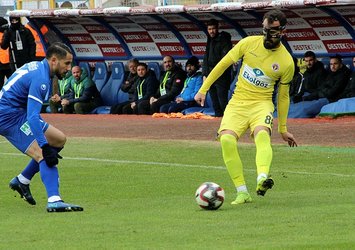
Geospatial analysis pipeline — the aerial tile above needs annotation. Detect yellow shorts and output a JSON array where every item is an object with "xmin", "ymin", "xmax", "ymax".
[{"xmin": 218, "ymin": 100, "xmax": 274, "ymax": 138}]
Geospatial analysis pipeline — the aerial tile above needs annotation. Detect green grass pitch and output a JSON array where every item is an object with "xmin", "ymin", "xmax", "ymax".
[{"xmin": 0, "ymin": 137, "xmax": 354, "ymax": 249}]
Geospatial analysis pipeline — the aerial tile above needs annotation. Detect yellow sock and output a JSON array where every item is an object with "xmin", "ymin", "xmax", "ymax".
[
  {"xmin": 254, "ymin": 130, "xmax": 273, "ymax": 176},
  {"xmin": 220, "ymin": 134, "xmax": 245, "ymax": 187}
]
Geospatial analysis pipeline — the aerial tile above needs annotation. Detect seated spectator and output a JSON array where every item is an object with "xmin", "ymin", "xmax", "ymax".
[
  {"xmin": 121, "ymin": 62, "xmax": 159, "ymax": 114},
  {"xmin": 138, "ymin": 55, "xmax": 186, "ymax": 114},
  {"xmin": 61, "ymin": 66, "xmax": 102, "ymax": 114},
  {"xmin": 289, "ymin": 57, "xmax": 304, "ymax": 103},
  {"xmin": 49, "ymin": 71, "xmax": 73, "ymax": 113},
  {"xmin": 294, "ymin": 51, "xmax": 327, "ymax": 103},
  {"xmin": 340, "ymin": 56, "xmax": 355, "ymax": 99},
  {"xmin": 159, "ymin": 56, "xmax": 203, "ymax": 113},
  {"xmin": 110, "ymin": 58, "xmax": 139, "ymax": 114},
  {"xmin": 320, "ymin": 55, "xmax": 351, "ymax": 103}
]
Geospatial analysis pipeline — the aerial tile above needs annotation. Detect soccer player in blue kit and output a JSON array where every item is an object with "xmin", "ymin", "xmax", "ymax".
[{"xmin": 0, "ymin": 42, "xmax": 83, "ymax": 212}]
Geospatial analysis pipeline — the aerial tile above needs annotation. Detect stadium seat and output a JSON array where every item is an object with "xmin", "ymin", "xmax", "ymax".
[
  {"xmin": 182, "ymin": 92, "xmax": 215, "ymax": 116},
  {"xmin": 78, "ymin": 61, "xmax": 92, "ymax": 78},
  {"xmin": 319, "ymin": 97, "xmax": 355, "ymax": 118},
  {"xmin": 92, "ymin": 62, "xmax": 109, "ymax": 92},
  {"xmin": 92, "ymin": 62, "xmax": 125, "ymax": 114},
  {"xmin": 275, "ymin": 98, "xmax": 329, "ymax": 118},
  {"xmin": 342, "ymin": 57, "xmax": 353, "ymax": 71},
  {"xmin": 148, "ymin": 62, "xmax": 161, "ymax": 81}
]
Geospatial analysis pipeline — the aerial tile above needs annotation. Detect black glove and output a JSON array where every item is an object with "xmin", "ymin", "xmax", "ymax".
[{"xmin": 41, "ymin": 144, "xmax": 63, "ymax": 167}]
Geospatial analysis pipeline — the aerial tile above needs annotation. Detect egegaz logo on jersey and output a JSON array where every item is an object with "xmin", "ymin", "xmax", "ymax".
[{"xmin": 242, "ymin": 64, "xmax": 272, "ymax": 88}]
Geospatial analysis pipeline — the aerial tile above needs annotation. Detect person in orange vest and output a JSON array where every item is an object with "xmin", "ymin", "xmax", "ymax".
[
  {"xmin": 0, "ymin": 17, "xmax": 11, "ymax": 89},
  {"xmin": 25, "ymin": 23, "xmax": 46, "ymax": 59},
  {"xmin": 0, "ymin": 16, "xmax": 36, "ymax": 73}
]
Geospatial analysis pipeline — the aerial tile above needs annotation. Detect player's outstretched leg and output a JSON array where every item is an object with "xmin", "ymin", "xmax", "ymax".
[
  {"xmin": 256, "ymin": 176, "xmax": 274, "ymax": 196},
  {"xmin": 9, "ymin": 177, "xmax": 36, "ymax": 205},
  {"xmin": 47, "ymin": 201, "xmax": 84, "ymax": 212}
]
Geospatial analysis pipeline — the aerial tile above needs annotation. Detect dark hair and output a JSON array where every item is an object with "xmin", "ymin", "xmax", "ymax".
[
  {"xmin": 304, "ymin": 51, "xmax": 316, "ymax": 59},
  {"xmin": 263, "ymin": 10, "xmax": 287, "ymax": 29},
  {"xmin": 46, "ymin": 42, "xmax": 72, "ymax": 60},
  {"xmin": 163, "ymin": 55, "xmax": 175, "ymax": 63},
  {"xmin": 128, "ymin": 58, "xmax": 139, "ymax": 65},
  {"xmin": 137, "ymin": 62, "xmax": 147, "ymax": 69},
  {"xmin": 206, "ymin": 19, "xmax": 219, "ymax": 27},
  {"xmin": 330, "ymin": 54, "xmax": 342, "ymax": 63}
]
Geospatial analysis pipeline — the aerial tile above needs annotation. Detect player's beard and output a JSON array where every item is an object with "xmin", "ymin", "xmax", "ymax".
[
  {"xmin": 56, "ymin": 71, "xmax": 66, "ymax": 80},
  {"xmin": 263, "ymin": 37, "xmax": 281, "ymax": 49}
]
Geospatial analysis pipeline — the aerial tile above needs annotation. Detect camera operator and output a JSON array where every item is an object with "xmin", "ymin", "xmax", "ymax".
[
  {"xmin": 0, "ymin": 17, "xmax": 11, "ymax": 89},
  {"xmin": 0, "ymin": 16, "xmax": 36, "ymax": 73}
]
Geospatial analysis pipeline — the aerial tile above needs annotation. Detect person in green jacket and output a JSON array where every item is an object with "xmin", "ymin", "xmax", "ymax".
[{"xmin": 61, "ymin": 66, "xmax": 102, "ymax": 114}]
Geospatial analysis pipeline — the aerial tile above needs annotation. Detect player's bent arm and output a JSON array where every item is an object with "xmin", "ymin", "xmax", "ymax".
[
  {"xmin": 277, "ymin": 83, "xmax": 290, "ymax": 134},
  {"xmin": 27, "ymin": 98, "xmax": 48, "ymax": 147},
  {"xmin": 199, "ymin": 55, "xmax": 234, "ymax": 95}
]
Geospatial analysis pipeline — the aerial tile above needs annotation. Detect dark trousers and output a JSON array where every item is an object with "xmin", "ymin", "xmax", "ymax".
[
  {"xmin": 0, "ymin": 67, "xmax": 12, "ymax": 89},
  {"xmin": 110, "ymin": 101, "xmax": 130, "ymax": 114},
  {"xmin": 63, "ymin": 101, "xmax": 98, "ymax": 114},
  {"xmin": 137, "ymin": 98, "xmax": 171, "ymax": 115},
  {"xmin": 209, "ymin": 83, "xmax": 229, "ymax": 117},
  {"xmin": 159, "ymin": 101, "xmax": 198, "ymax": 113}
]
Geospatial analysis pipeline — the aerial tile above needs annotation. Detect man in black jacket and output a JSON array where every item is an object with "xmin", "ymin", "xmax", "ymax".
[
  {"xmin": 0, "ymin": 17, "xmax": 36, "ymax": 73},
  {"xmin": 202, "ymin": 19, "xmax": 232, "ymax": 117},
  {"xmin": 138, "ymin": 56, "xmax": 186, "ymax": 114},
  {"xmin": 340, "ymin": 57, "xmax": 355, "ymax": 99},
  {"xmin": 321, "ymin": 55, "xmax": 351, "ymax": 103},
  {"xmin": 297, "ymin": 51, "xmax": 327, "ymax": 102}
]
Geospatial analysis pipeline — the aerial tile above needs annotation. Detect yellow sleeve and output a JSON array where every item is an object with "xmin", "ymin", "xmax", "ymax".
[
  {"xmin": 199, "ymin": 55, "xmax": 235, "ymax": 94},
  {"xmin": 277, "ymin": 83, "xmax": 290, "ymax": 134}
]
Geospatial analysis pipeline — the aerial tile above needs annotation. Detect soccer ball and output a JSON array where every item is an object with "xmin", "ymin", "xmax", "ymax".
[{"xmin": 195, "ymin": 182, "xmax": 225, "ymax": 210}]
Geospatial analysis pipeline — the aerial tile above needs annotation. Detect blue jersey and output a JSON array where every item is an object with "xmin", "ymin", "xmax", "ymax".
[{"xmin": 0, "ymin": 59, "xmax": 51, "ymax": 148}]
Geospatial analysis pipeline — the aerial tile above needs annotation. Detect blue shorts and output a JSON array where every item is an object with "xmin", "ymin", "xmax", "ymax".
[{"xmin": 0, "ymin": 110, "xmax": 49, "ymax": 153}]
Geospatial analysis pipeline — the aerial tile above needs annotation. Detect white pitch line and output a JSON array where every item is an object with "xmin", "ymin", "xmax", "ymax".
[{"xmin": 0, "ymin": 152, "xmax": 354, "ymax": 178}]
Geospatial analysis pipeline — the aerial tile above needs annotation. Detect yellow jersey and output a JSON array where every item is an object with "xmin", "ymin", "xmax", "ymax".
[{"xmin": 199, "ymin": 36, "xmax": 295, "ymax": 133}]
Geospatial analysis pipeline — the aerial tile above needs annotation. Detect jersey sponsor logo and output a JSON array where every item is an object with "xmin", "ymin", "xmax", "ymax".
[
  {"xmin": 41, "ymin": 84, "xmax": 47, "ymax": 91},
  {"xmin": 242, "ymin": 65, "xmax": 272, "ymax": 88}
]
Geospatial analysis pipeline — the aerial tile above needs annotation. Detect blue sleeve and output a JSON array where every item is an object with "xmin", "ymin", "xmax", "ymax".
[
  {"xmin": 27, "ymin": 98, "xmax": 48, "ymax": 147},
  {"xmin": 27, "ymin": 77, "xmax": 50, "ymax": 147}
]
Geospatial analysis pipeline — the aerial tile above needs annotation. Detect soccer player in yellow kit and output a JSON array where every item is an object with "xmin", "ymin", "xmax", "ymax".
[{"xmin": 195, "ymin": 10, "xmax": 297, "ymax": 204}]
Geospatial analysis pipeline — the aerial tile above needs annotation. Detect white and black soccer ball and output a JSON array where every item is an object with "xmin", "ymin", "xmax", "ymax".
[{"xmin": 195, "ymin": 182, "xmax": 225, "ymax": 210}]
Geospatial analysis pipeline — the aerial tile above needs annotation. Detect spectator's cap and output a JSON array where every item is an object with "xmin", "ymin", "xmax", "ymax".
[
  {"xmin": 186, "ymin": 56, "xmax": 200, "ymax": 69},
  {"xmin": 9, "ymin": 16, "xmax": 21, "ymax": 23},
  {"xmin": 0, "ymin": 17, "xmax": 8, "ymax": 26}
]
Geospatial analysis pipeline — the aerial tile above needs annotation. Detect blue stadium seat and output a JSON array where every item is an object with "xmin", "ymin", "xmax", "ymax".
[
  {"xmin": 342, "ymin": 57, "xmax": 353, "ymax": 71},
  {"xmin": 92, "ymin": 62, "xmax": 109, "ymax": 92},
  {"xmin": 91, "ymin": 62, "xmax": 125, "ymax": 114},
  {"xmin": 78, "ymin": 61, "xmax": 92, "ymax": 78},
  {"xmin": 148, "ymin": 62, "xmax": 161, "ymax": 80},
  {"xmin": 101, "ymin": 62, "xmax": 125, "ymax": 106}
]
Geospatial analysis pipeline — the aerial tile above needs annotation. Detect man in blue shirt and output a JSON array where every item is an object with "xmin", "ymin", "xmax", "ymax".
[{"xmin": 0, "ymin": 42, "xmax": 83, "ymax": 212}]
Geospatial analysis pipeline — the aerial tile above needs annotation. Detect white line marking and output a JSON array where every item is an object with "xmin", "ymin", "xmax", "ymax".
[{"xmin": 0, "ymin": 152, "xmax": 353, "ymax": 178}]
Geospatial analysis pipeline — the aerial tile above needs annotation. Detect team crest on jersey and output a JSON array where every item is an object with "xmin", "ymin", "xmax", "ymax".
[
  {"xmin": 272, "ymin": 63, "xmax": 279, "ymax": 71},
  {"xmin": 41, "ymin": 84, "xmax": 47, "ymax": 91}
]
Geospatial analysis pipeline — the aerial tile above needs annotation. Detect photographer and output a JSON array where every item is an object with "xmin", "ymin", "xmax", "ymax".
[
  {"xmin": 0, "ymin": 17, "xmax": 11, "ymax": 89},
  {"xmin": 0, "ymin": 16, "xmax": 36, "ymax": 73}
]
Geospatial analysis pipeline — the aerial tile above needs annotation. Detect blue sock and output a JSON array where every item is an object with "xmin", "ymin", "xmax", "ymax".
[
  {"xmin": 21, "ymin": 159, "xmax": 39, "ymax": 180},
  {"xmin": 39, "ymin": 160, "xmax": 60, "ymax": 198}
]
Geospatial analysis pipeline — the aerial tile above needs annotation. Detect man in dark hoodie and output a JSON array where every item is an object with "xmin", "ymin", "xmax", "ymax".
[
  {"xmin": 202, "ymin": 19, "xmax": 232, "ymax": 117},
  {"xmin": 0, "ymin": 17, "xmax": 36, "ymax": 73},
  {"xmin": 295, "ymin": 51, "xmax": 327, "ymax": 102},
  {"xmin": 321, "ymin": 55, "xmax": 351, "ymax": 103}
]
